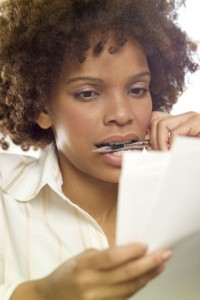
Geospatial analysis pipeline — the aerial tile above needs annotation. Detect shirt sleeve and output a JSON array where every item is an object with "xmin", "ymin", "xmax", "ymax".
[{"xmin": 0, "ymin": 282, "xmax": 22, "ymax": 300}]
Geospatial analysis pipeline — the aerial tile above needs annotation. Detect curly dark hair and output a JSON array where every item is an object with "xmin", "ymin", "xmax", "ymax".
[{"xmin": 0, "ymin": 0, "xmax": 198, "ymax": 149}]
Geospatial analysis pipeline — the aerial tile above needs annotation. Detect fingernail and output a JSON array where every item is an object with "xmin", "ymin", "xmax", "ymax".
[{"xmin": 162, "ymin": 250, "xmax": 172, "ymax": 260}]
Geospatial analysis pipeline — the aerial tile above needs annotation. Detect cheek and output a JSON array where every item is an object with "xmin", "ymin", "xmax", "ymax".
[
  {"xmin": 53, "ymin": 107, "xmax": 97, "ymax": 144},
  {"xmin": 143, "ymin": 108, "xmax": 152, "ymax": 127},
  {"xmin": 135, "ymin": 101, "xmax": 152, "ymax": 131}
]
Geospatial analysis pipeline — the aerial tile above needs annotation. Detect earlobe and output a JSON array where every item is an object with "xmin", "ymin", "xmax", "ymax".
[{"xmin": 35, "ymin": 111, "xmax": 53, "ymax": 129}]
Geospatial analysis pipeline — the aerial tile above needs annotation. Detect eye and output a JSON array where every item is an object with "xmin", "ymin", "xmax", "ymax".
[
  {"xmin": 129, "ymin": 87, "xmax": 149, "ymax": 97},
  {"xmin": 74, "ymin": 90, "xmax": 99, "ymax": 101}
]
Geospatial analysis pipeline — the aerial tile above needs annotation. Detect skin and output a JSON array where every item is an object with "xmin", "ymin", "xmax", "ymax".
[
  {"xmin": 10, "ymin": 37, "xmax": 200, "ymax": 300},
  {"xmin": 9, "ymin": 38, "xmax": 173, "ymax": 300},
  {"xmin": 11, "ymin": 245, "xmax": 172, "ymax": 300},
  {"xmin": 49, "ymin": 38, "xmax": 152, "ymax": 183},
  {"xmin": 150, "ymin": 111, "xmax": 200, "ymax": 150},
  {"xmin": 37, "ymin": 38, "xmax": 152, "ymax": 245},
  {"xmin": 10, "ymin": 110, "xmax": 200, "ymax": 300}
]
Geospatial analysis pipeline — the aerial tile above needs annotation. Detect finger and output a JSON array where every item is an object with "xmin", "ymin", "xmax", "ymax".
[
  {"xmin": 83, "ymin": 265, "xmax": 164, "ymax": 300},
  {"xmin": 151, "ymin": 111, "xmax": 170, "ymax": 122},
  {"xmin": 149, "ymin": 111, "xmax": 170, "ymax": 150},
  {"xmin": 83, "ymin": 243, "xmax": 148, "ymax": 270},
  {"xmin": 150, "ymin": 111, "xmax": 198, "ymax": 150},
  {"xmin": 168, "ymin": 117, "xmax": 200, "ymax": 147},
  {"xmin": 155, "ymin": 112, "xmax": 200, "ymax": 149},
  {"xmin": 154, "ymin": 116, "xmax": 174, "ymax": 150},
  {"xmin": 71, "ymin": 250, "xmax": 168, "ymax": 291},
  {"xmin": 99, "ymin": 249, "xmax": 171, "ymax": 284}
]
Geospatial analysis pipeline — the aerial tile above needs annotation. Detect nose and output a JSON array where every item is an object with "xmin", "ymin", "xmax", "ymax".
[{"xmin": 104, "ymin": 92, "xmax": 134, "ymax": 126}]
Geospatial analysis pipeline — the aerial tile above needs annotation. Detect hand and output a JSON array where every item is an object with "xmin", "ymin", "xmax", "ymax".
[
  {"xmin": 149, "ymin": 111, "xmax": 200, "ymax": 150},
  {"xmin": 41, "ymin": 243, "xmax": 171, "ymax": 300}
]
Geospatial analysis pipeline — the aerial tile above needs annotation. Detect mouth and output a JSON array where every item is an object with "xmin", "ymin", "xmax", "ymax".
[
  {"xmin": 96, "ymin": 139, "xmax": 138, "ymax": 150},
  {"xmin": 93, "ymin": 136, "xmax": 149, "ymax": 167},
  {"xmin": 93, "ymin": 137, "xmax": 150, "ymax": 153},
  {"xmin": 93, "ymin": 133, "xmax": 150, "ymax": 154}
]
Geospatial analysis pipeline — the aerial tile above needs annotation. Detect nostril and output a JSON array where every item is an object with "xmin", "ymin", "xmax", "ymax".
[{"xmin": 106, "ymin": 118, "xmax": 133, "ymax": 126}]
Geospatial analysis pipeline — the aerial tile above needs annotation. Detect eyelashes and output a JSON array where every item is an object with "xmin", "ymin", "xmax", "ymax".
[
  {"xmin": 73, "ymin": 90, "xmax": 99, "ymax": 101},
  {"xmin": 73, "ymin": 86, "xmax": 150, "ymax": 102},
  {"xmin": 128, "ymin": 87, "xmax": 149, "ymax": 97}
]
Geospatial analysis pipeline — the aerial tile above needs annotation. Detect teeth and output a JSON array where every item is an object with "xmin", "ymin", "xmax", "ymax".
[{"xmin": 108, "ymin": 140, "xmax": 135, "ymax": 146}]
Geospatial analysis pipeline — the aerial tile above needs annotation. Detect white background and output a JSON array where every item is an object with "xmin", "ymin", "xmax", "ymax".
[{"xmin": 172, "ymin": 0, "xmax": 200, "ymax": 114}]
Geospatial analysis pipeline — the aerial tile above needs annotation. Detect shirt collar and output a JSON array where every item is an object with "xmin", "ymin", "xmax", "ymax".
[{"xmin": 0, "ymin": 143, "xmax": 63, "ymax": 201}]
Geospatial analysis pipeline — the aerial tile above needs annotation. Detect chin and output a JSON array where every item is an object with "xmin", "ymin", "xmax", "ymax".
[{"xmin": 98, "ymin": 169, "xmax": 121, "ymax": 184}]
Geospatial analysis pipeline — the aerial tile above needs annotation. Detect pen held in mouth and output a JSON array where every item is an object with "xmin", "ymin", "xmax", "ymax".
[{"xmin": 92, "ymin": 140, "xmax": 151, "ymax": 153}]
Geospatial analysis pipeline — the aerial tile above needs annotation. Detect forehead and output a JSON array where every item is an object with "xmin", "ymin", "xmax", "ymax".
[{"xmin": 61, "ymin": 38, "xmax": 149, "ymax": 80}]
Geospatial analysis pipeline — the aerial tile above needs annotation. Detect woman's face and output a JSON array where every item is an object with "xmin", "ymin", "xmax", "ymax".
[{"xmin": 38, "ymin": 38, "xmax": 152, "ymax": 183}]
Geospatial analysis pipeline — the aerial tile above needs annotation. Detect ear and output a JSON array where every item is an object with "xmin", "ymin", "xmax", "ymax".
[{"xmin": 35, "ymin": 110, "xmax": 53, "ymax": 129}]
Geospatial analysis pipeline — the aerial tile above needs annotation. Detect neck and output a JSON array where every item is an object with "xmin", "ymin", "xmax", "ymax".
[{"xmin": 58, "ymin": 152, "xmax": 118, "ymax": 226}]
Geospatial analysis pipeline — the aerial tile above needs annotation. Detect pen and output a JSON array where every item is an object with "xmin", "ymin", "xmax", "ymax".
[{"xmin": 92, "ymin": 140, "xmax": 151, "ymax": 153}]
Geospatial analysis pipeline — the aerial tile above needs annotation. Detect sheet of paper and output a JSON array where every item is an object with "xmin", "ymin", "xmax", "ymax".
[{"xmin": 116, "ymin": 136, "xmax": 200, "ymax": 300}]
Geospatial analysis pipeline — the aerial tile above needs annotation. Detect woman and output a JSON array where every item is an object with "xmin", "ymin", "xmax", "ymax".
[{"xmin": 0, "ymin": 0, "xmax": 199, "ymax": 299}]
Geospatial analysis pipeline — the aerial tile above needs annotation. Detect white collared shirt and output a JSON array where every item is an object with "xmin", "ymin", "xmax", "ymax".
[{"xmin": 0, "ymin": 143, "xmax": 109, "ymax": 300}]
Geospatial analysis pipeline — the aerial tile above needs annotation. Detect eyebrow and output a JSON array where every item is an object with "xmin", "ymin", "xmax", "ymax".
[
  {"xmin": 66, "ymin": 76, "xmax": 104, "ymax": 85},
  {"xmin": 66, "ymin": 71, "xmax": 151, "ymax": 85},
  {"xmin": 127, "ymin": 71, "xmax": 151, "ymax": 83}
]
